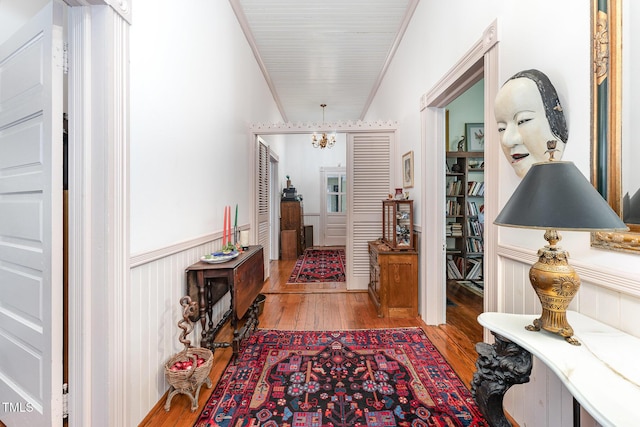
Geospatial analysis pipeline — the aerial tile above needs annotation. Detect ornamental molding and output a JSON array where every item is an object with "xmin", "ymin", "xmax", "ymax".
[{"xmin": 249, "ymin": 120, "xmax": 398, "ymax": 134}]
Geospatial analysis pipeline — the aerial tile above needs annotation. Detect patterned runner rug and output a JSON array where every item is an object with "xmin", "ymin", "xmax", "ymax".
[
  {"xmin": 287, "ymin": 248, "xmax": 346, "ymax": 284},
  {"xmin": 194, "ymin": 328, "xmax": 487, "ymax": 426}
]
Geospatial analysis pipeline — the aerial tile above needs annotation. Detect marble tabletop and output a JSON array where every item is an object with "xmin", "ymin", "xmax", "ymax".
[{"xmin": 478, "ymin": 311, "xmax": 640, "ymax": 427}]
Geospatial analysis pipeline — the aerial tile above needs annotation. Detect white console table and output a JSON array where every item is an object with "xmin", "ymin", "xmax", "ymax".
[{"xmin": 472, "ymin": 311, "xmax": 640, "ymax": 427}]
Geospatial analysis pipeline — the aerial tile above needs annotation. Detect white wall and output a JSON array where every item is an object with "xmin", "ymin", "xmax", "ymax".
[
  {"xmin": 129, "ymin": 0, "xmax": 282, "ymax": 255},
  {"xmin": 446, "ymin": 79, "xmax": 484, "ymax": 151},
  {"xmin": 127, "ymin": 1, "xmax": 281, "ymax": 424},
  {"xmin": 367, "ymin": 1, "xmax": 640, "ymax": 426},
  {"xmin": 0, "ymin": 0, "xmax": 49, "ymax": 44},
  {"xmin": 277, "ymin": 133, "xmax": 347, "ymax": 212}
]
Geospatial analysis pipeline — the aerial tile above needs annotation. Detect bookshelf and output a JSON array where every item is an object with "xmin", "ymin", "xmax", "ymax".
[{"xmin": 445, "ymin": 151, "xmax": 484, "ymax": 286}]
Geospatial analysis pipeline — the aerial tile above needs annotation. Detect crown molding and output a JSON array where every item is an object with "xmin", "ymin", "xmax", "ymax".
[
  {"xmin": 249, "ymin": 120, "xmax": 398, "ymax": 134},
  {"xmin": 65, "ymin": 0, "xmax": 131, "ymax": 23}
]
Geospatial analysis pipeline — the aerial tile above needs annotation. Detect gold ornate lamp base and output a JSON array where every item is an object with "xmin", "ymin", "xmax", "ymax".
[{"xmin": 526, "ymin": 229, "xmax": 581, "ymax": 345}]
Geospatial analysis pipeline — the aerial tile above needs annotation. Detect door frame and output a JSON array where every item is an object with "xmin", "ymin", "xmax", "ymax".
[
  {"xmin": 419, "ymin": 20, "xmax": 499, "ymax": 327},
  {"xmin": 248, "ymin": 122, "xmax": 397, "ymax": 289},
  {"xmin": 319, "ymin": 166, "xmax": 347, "ymax": 247},
  {"xmin": 66, "ymin": 2, "xmax": 131, "ymax": 425}
]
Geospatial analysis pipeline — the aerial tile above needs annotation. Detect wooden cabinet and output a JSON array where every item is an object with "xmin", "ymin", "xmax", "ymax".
[
  {"xmin": 280, "ymin": 200, "xmax": 304, "ymax": 257},
  {"xmin": 382, "ymin": 200, "xmax": 414, "ymax": 250},
  {"xmin": 445, "ymin": 151, "xmax": 484, "ymax": 283},
  {"xmin": 368, "ymin": 240, "xmax": 418, "ymax": 318}
]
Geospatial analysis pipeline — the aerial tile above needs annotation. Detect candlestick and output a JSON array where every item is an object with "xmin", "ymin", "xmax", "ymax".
[{"xmin": 240, "ymin": 230, "xmax": 249, "ymax": 249}]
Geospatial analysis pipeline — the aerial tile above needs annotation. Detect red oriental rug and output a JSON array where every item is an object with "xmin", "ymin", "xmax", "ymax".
[
  {"xmin": 194, "ymin": 328, "xmax": 487, "ymax": 427},
  {"xmin": 287, "ymin": 248, "xmax": 346, "ymax": 284}
]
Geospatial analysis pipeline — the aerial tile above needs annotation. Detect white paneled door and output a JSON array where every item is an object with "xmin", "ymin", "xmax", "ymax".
[
  {"xmin": 320, "ymin": 167, "xmax": 347, "ymax": 246},
  {"xmin": 0, "ymin": 1, "xmax": 64, "ymax": 425}
]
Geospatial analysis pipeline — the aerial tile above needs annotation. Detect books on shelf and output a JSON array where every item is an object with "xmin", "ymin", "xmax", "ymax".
[
  {"xmin": 446, "ymin": 200, "xmax": 462, "ymax": 216},
  {"xmin": 467, "ymin": 181, "xmax": 485, "ymax": 196},
  {"xmin": 447, "ymin": 255, "xmax": 483, "ymax": 281},
  {"xmin": 446, "ymin": 255, "xmax": 463, "ymax": 279},
  {"xmin": 467, "ymin": 218, "xmax": 484, "ymax": 237},
  {"xmin": 445, "ymin": 152, "xmax": 484, "ymax": 283},
  {"xmin": 465, "ymin": 258, "xmax": 483, "ymax": 280},
  {"xmin": 446, "ymin": 222, "xmax": 463, "ymax": 237},
  {"xmin": 467, "ymin": 201, "xmax": 479, "ymax": 217},
  {"xmin": 465, "ymin": 237, "xmax": 484, "ymax": 253},
  {"xmin": 447, "ymin": 179, "xmax": 463, "ymax": 196}
]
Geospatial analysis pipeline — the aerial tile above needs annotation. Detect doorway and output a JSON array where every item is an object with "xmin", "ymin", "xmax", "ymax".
[
  {"xmin": 249, "ymin": 126, "xmax": 396, "ymax": 292},
  {"xmin": 444, "ymin": 80, "xmax": 485, "ymax": 343},
  {"xmin": 320, "ymin": 167, "xmax": 347, "ymax": 246},
  {"xmin": 419, "ymin": 21, "xmax": 499, "ymax": 340}
]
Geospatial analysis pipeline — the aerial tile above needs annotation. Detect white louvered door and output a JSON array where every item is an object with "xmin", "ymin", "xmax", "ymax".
[
  {"xmin": 0, "ymin": 2, "xmax": 64, "ymax": 425},
  {"xmin": 347, "ymin": 132, "xmax": 394, "ymax": 290},
  {"xmin": 257, "ymin": 138, "xmax": 270, "ymax": 277}
]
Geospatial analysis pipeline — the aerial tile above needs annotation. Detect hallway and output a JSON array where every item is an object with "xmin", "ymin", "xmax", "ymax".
[{"xmin": 139, "ymin": 258, "xmax": 484, "ymax": 426}]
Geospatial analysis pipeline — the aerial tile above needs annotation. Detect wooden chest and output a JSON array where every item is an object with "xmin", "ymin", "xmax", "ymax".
[{"xmin": 368, "ymin": 240, "xmax": 418, "ymax": 318}]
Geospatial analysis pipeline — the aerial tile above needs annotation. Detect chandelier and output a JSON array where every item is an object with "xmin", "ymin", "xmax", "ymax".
[{"xmin": 311, "ymin": 104, "xmax": 336, "ymax": 149}]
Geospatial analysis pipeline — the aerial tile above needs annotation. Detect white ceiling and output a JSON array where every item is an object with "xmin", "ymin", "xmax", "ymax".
[{"xmin": 231, "ymin": 0, "xmax": 419, "ymax": 124}]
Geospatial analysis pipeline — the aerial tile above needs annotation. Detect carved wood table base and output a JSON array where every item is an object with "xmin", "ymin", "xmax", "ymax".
[{"xmin": 471, "ymin": 333, "xmax": 533, "ymax": 427}]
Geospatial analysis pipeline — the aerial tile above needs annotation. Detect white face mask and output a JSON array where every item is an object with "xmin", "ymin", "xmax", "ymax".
[{"xmin": 494, "ymin": 77, "xmax": 566, "ymax": 178}]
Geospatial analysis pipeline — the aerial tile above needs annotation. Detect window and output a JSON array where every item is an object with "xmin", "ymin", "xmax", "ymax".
[{"xmin": 326, "ymin": 173, "xmax": 347, "ymax": 213}]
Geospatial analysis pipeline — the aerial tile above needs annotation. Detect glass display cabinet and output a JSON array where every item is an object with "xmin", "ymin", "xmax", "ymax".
[{"xmin": 382, "ymin": 200, "xmax": 414, "ymax": 250}]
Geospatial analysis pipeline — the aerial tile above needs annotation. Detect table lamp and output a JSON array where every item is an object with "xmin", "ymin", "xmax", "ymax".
[{"xmin": 494, "ymin": 142, "xmax": 628, "ymax": 345}]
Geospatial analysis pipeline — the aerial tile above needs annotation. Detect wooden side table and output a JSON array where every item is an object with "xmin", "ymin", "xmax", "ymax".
[
  {"xmin": 185, "ymin": 245, "xmax": 264, "ymax": 356},
  {"xmin": 368, "ymin": 240, "xmax": 418, "ymax": 318}
]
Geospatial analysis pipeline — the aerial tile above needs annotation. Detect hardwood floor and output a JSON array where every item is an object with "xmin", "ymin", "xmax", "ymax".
[{"xmin": 139, "ymin": 259, "xmax": 486, "ymax": 427}]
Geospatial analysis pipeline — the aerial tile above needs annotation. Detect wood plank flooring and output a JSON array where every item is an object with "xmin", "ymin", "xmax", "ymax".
[{"xmin": 139, "ymin": 259, "xmax": 491, "ymax": 427}]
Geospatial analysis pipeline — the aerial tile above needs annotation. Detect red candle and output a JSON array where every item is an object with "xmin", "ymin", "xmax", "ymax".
[{"xmin": 223, "ymin": 206, "xmax": 228, "ymax": 246}]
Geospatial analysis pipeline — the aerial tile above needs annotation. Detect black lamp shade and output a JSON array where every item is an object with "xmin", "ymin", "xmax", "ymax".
[{"xmin": 494, "ymin": 161, "xmax": 629, "ymax": 231}]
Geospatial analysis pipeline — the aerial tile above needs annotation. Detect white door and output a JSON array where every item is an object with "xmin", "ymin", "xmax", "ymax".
[
  {"xmin": 0, "ymin": 2, "xmax": 64, "ymax": 425},
  {"xmin": 320, "ymin": 167, "xmax": 346, "ymax": 246},
  {"xmin": 256, "ymin": 138, "xmax": 270, "ymax": 277},
  {"xmin": 346, "ymin": 133, "xmax": 393, "ymax": 290},
  {"xmin": 269, "ymin": 152, "xmax": 279, "ymax": 261}
]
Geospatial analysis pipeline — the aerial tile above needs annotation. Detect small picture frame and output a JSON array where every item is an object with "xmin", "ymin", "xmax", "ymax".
[
  {"xmin": 402, "ymin": 151, "xmax": 414, "ymax": 188},
  {"xmin": 465, "ymin": 123, "xmax": 485, "ymax": 152}
]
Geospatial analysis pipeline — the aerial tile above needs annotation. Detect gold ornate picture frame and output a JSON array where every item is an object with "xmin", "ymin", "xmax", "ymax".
[{"xmin": 591, "ymin": 0, "xmax": 640, "ymax": 253}]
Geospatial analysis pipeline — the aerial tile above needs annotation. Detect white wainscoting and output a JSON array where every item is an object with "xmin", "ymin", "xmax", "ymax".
[
  {"xmin": 496, "ymin": 246, "xmax": 640, "ymax": 426},
  {"xmin": 127, "ymin": 236, "xmax": 232, "ymax": 425}
]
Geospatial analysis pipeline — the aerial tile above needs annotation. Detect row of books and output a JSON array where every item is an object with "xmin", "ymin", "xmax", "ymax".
[
  {"xmin": 446, "ymin": 179, "xmax": 464, "ymax": 196},
  {"xmin": 447, "ymin": 220, "xmax": 484, "ymax": 238},
  {"xmin": 446, "ymin": 200, "xmax": 462, "ymax": 216},
  {"xmin": 467, "ymin": 218, "xmax": 484, "ymax": 237},
  {"xmin": 446, "ymin": 222, "xmax": 463, "ymax": 237},
  {"xmin": 446, "ymin": 255, "xmax": 483, "ymax": 280},
  {"xmin": 446, "ymin": 255, "xmax": 465, "ymax": 279},
  {"xmin": 466, "ymin": 258, "xmax": 483, "ymax": 280},
  {"xmin": 467, "ymin": 181, "xmax": 485, "ymax": 196},
  {"xmin": 447, "ymin": 180, "xmax": 486, "ymax": 197},
  {"xmin": 448, "ymin": 202, "xmax": 484, "ymax": 220},
  {"xmin": 467, "ymin": 201, "xmax": 481, "ymax": 217},
  {"xmin": 466, "ymin": 238, "xmax": 484, "ymax": 253}
]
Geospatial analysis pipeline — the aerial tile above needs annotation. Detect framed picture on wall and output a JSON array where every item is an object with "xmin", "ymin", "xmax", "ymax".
[
  {"xmin": 465, "ymin": 123, "xmax": 484, "ymax": 152},
  {"xmin": 402, "ymin": 151, "xmax": 414, "ymax": 188}
]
